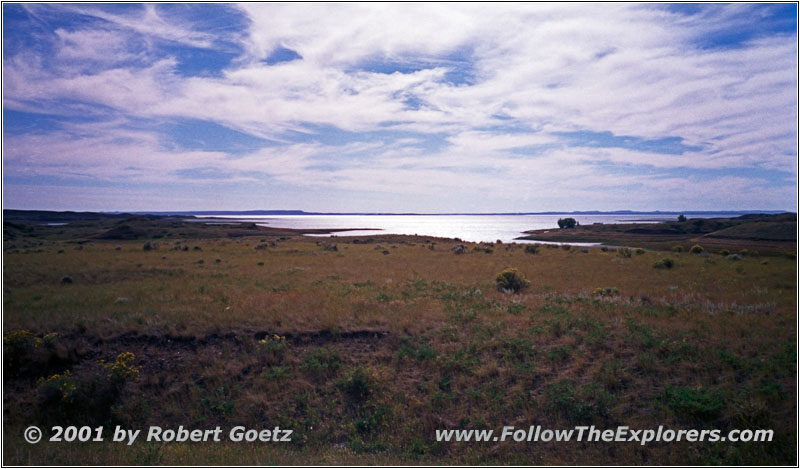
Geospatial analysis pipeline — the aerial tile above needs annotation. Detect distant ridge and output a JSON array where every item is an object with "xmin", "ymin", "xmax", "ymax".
[{"xmin": 130, "ymin": 210, "xmax": 790, "ymax": 216}]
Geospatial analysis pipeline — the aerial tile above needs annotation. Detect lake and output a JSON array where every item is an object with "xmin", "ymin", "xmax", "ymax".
[{"xmin": 194, "ymin": 213, "xmax": 735, "ymax": 244}]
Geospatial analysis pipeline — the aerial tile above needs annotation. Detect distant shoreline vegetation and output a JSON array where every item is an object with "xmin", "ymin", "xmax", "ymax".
[{"xmin": 128, "ymin": 210, "xmax": 789, "ymax": 216}]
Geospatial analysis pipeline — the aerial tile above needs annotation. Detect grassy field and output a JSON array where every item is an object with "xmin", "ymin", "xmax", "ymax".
[{"xmin": 3, "ymin": 215, "xmax": 797, "ymax": 465}]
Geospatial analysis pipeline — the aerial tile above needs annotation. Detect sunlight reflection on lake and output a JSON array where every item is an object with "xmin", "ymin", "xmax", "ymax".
[{"xmin": 194, "ymin": 214, "xmax": 732, "ymax": 244}]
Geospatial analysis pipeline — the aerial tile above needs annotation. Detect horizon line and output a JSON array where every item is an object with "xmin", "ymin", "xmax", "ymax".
[{"xmin": 3, "ymin": 208, "xmax": 793, "ymax": 216}]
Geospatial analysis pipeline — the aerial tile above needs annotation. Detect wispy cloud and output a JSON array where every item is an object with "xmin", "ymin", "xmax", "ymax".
[{"xmin": 2, "ymin": 3, "xmax": 796, "ymax": 211}]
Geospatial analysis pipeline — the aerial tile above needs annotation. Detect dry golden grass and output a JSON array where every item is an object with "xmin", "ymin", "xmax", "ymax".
[{"xmin": 3, "ymin": 234, "xmax": 796, "ymax": 465}]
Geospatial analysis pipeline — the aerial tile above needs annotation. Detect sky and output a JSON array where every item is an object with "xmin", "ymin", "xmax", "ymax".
[{"xmin": 2, "ymin": 3, "xmax": 797, "ymax": 213}]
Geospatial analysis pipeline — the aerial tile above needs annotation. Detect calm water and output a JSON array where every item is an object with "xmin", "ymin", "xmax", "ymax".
[{"xmin": 195, "ymin": 213, "xmax": 733, "ymax": 244}]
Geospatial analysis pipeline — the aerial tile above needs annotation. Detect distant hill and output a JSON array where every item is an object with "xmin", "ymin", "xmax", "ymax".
[{"xmin": 3, "ymin": 209, "xmax": 133, "ymax": 222}]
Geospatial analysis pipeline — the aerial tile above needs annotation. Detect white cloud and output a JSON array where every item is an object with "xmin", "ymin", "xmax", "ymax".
[{"xmin": 2, "ymin": 3, "xmax": 796, "ymax": 211}]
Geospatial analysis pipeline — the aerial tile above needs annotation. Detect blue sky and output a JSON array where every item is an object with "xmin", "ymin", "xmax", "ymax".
[{"xmin": 2, "ymin": 3, "xmax": 797, "ymax": 212}]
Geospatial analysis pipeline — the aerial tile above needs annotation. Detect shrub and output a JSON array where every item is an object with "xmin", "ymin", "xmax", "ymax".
[
  {"xmin": 495, "ymin": 268, "xmax": 530, "ymax": 294},
  {"xmin": 635, "ymin": 248, "xmax": 645, "ymax": 255},
  {"xmin": 259, "ymin": 335, "xmax": 287, "ymax": 363},
  {"xmin": 726, "ymin": 254, "xmax": 742, "ymax": 261},
  {"xmin": 451, "ymin": 244, "xmax": 468, "ymax": 255},
  {"xmin": 677, "ymin": 214, "xmax": 687, "ymax": 222},
  {"xmin": 60, "ymin": 276, "xmax": 73, "ymax": 284},
  {"xmin": 524, "ymin": 244, "xmax": 540, "ymax": 255},
  {"xmin": 37, "ymin": 352, "xmax": 140, "ymax": 425},
  {"xmin": 37, "ymin": 371, "xmax": 76, "ymax": 404},
  {"xmin": 664, "ymin": 386, "xmax": 724, "ymax": 422},
  {"xmin": 617, "ymin": 247, "xmax": 632, "ymax": 258},
  {"xmin": 544, "ymin": 380, "xmax": 599, "ymax": 423},
  {"xmin": 5, "ymin": 330, "xmax": 38, "ymax": 374},
  {"xmin": 557, "ymin": 217, "xmax": 577, "ymax": 229},
  {"xmin": 396, "ymin": 337, "xmax": 438, "ymax": 362},
  {"xmin": 474, "ymin": 244, "xmax": 493, "ymax": 254},
  {"xmin": 101, "ymin": 352, "xmax": 140, "ymax": 385},
  {"xmin": 4, "ymin": 331, "xmax": 63, "ymax": 378},
  {"xmin": 336, "ymin": 368, "xmax": 373, "ymax": 404},
  {"xmin": 690, "ymin": 245, "xmax": 704, "ymax": 254},
  {"xmin": 199, "ymin": 386, "xmax": 235, "ymax": 418},
  {"xmin": 653, "ymin": 258, "xmax": 675, "ymax": 269},
  {"xmin": 593, "ymin": 287, "xmax": 620, "ymax": 297},
  {"xmin": 671, "ymin": 246, "xmax": 683, "ymax": 253},
  {"xmin": 720, "ymin": 249, "xmax": 730, "ymax": 256},
  {"xmin": 561, "ymin": 244, "xmax": 571, "ymax": 251},
  {"xmin": 301, "ymin": 347, "xmax": 342, "ymax": 375}
]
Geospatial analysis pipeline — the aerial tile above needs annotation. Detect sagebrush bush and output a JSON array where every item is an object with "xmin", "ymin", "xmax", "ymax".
[
  {"xmin": 101, "ymin": 352, "xmax": 141, "ymax": 385},
  {"xmin": 690, "ymin": 245, "xmax": 704, "ymax": 254},
  {"xmin": 37, "ymin": 352, "xmax": 140, "ymax": 425},
  {"xmin": 720, "ymin": 249, "xmax": 730, "ymax": 256},
  {"xmin": 617, "ymin": 247, "xmax": 632, "ymax": 258},
  {"xmin": 524, "ymin": 244, "xmax": 540, "ymax": 254},
  {"xmin": 635, "ymin": 248, "xmax": 645, "ymax": 255},
  {"xmin": 672, "ymin": 246, "xmax": 683, "ymax": 253},
  {"xmin": 259, "ymin": 334, "xmax": 287, "ymax": 351},
  {"xmin": 495, "ymin": 268, "xmax": 530, "ymax": 293},
  {"xmin": 653, "ymin": 258, "xmax": 675, "ymax": 269},
  {"xmin": 37, "ymin": 371, "xmax": 76, "ymax": 404}
]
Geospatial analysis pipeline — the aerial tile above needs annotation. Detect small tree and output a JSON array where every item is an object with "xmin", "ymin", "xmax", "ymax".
[
  {"xmin": 557, "ymin": 217, "xmax": 577, "ymax": 229},
  {"xmin": 677, "ymin": 214, "xmax": 687, "ymax": 222}
]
